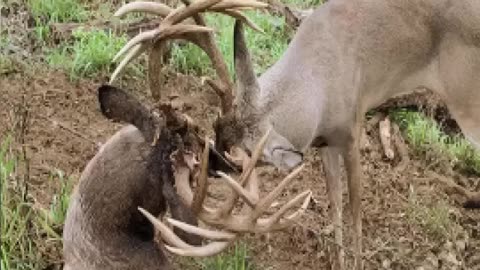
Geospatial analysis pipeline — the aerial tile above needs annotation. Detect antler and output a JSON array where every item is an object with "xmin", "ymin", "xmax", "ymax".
[
  {"xmin": 110, "ymin": 0, "xmax": 268, "ymax": 114},
  {"xmin": 138, "ymin": 128, "xmax": 312, "ymax": 257}
]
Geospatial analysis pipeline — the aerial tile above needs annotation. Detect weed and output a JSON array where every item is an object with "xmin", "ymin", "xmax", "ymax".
[
  {"xmin": 391, "ymin": 110, "xmax": 480, "ymax": 175},
  {"xmin": 33, "ymin": 24, "xmax": 51, "ymax": 45},
  {"xmin": 0, "ymin": 136, "xmax": 73, "ymax": 269},
  {"xmin": 170, "ymin": 10, "xmax": 290, "ymax": 77},
  {"xmin": 0, "ymin": 136, "xmax": 41, "ymax": 270},
  {"xmin": 27, "ymin": 0, "xmax": 88, "ymax": 45},
  {"xmin": 201, "ymin": 243, "xmax": 254, "ymax": 270},
  {"xmin": 70, "ymin": 29, "xmax": 127, "ymax": 78},
  {"xmin": 36, "ymin": 169, "xmax": 73, "ymax": 240},
  {"xmin": 96, "ymin": 2, "xmax": 146, "ymax": 24},
  {"xmin": 0, "ymin": 31, "xmax": 7, "ymax": 51},
  {"xmin": 47, "ymin": 28, "xmax": 142, "ymax": 80},
  {"xmin": 27, "ymin": 0, "xmax": 88, "ymax": 24},
  {"xmin": 281, "ymin": 0, "xmax": 325, "ymax": 9},
  {"xmin": 0, "ymin": 55, "xmax": 14, "ymax": 74},
  {"xmin": 406, "ymin": 186, "xmax": 459, "ymax": 240},
  {"xmin": 179, "ymin": 242, "xmax": 255, "ymax": 270}
]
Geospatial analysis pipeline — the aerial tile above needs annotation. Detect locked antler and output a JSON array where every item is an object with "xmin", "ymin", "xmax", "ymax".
[
  {"xmin": 139, "ymin": 128, "xmax": 312, "ymax": 256},
  {"xmin": 110, "ymin": 0, "xmax": 268, "ymax": 114}
]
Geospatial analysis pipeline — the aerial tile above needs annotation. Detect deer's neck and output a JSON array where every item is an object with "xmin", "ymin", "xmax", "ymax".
[{"xmin": 255, "ymin": 50, "xmax": 328, "ymax": 151}]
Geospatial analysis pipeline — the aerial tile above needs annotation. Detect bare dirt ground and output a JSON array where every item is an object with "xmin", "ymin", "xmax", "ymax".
[{"xmin": 2, "ymin": 62, "xmax": 480, "ymax": 269}]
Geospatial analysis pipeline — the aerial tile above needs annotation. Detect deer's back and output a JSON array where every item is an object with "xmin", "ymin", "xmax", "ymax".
[
  {"xmin": 258, "ymin": 0, "xmax": 480, "ymax": 145},
  {"xmin": 63, "ymin": 125, "xmax": 170, "ymax": 270}
]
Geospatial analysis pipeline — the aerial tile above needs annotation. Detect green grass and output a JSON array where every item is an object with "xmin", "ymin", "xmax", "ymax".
[
  {"xmin": 391, "ymin": 110, "xmax": 480, "ymax": 175},
  {"xmin": 200, "ymin": 243, "xmax": 254, "ymax": 270},
  {"xmin": 406, "ymin": 187, "xmax": 459, "ymax": 240},
  {"xmin": 27, "ymin": 0, "xmax": 88, "ymax": 24},
  {"xmin": 170, "ymin": 10, "xmax": 290, "ymax": 77},
  {"xmin": 47, "ymin": 28, "xmax": 141, "ymax": 80},
  {"xmin": 27, "ymin": 0, "xmax": 89, "ymax": 45},
  {"xmin": 1, "ymin": 137, "xmax": 40, "ymax": 270},
  {"xmin": 281, "ymin": 0, "xmax": 325, "ymax": 9},
  {"xmin": 180, "ymin": 242, "xmax": 255, "ymax": 270},
  {"xmin": 0, "ymin": 55, "xmax": 14, "ymax": 75},
  {"xmin": 0, "ymin": 136, "xmax": 73, "ymax": 270}
]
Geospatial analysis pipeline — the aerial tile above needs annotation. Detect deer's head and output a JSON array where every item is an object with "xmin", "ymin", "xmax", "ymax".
[
  {"xmin": 107, "ymin": 0, "xmax": 303, "ymax": 172},
  {"xmin": 213, "ymin": 21, "xmax": 304, "ymax": 171}
]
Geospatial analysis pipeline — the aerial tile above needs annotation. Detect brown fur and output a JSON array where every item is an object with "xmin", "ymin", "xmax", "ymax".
[
  {"xmin": 215, "ymin": 1, "xmax": 480, "ymax": 269},
  {"xmin": 63, "ymin": 85, "xmax": 200, "ymax": 270}
]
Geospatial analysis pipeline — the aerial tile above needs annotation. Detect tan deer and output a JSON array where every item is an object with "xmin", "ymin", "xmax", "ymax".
[
  {"xmin": 63, "ymin": 83, "xmax": 311, "ymax": 270},
  {"xmin": 109, "ymin": 0, "xmax": 480, "ymax": 269}
]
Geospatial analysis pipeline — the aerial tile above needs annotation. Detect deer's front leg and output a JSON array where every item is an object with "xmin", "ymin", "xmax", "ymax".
[
  {"xmin": 343, "ymin": 125, "xmax": 363, "ymax": 270},
  {"xmin": 320, "ymin": 146, "xmax": 344, "ymax": 270}
]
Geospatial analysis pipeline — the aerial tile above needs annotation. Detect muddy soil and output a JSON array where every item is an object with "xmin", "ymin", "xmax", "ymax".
[{"xmin": 1, "ymin": 63, "xmax": 479, "ymax": 269}]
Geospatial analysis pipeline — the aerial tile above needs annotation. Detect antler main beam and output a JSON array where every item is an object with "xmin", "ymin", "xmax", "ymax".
[
  {"xmin": 110, "ymin": 0, "xmax": 268, "ymax": 114},
  {"xmin": 138, "ymin": 129, "xmax": 312, "ymax": 257}
]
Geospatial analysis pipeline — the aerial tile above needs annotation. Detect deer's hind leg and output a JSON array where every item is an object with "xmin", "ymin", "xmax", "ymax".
[
  {"xmin": 438, "ymin": 44, "xmax": 480, "ymax": 151},
  {"xmin": 320, "ymin": 146, "xmax": 344, "ymax": 270},
  {"xmin": 436, "ymin": 43, "xmax": 480, "ymax": 207}
]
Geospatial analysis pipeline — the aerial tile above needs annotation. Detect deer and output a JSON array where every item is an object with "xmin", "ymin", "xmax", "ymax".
[
  {"xmin": 108, "ymin": 0, "xmax": 480, "ymax": 269},
  {"xmin": 62, "ymin": 82, "xmax": 311, "ymax": 270}
]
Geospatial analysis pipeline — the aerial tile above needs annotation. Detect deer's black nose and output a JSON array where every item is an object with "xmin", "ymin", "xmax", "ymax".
[{"xmin": 207, "ymin": 143, "xmax": 240, "ymax": 177}]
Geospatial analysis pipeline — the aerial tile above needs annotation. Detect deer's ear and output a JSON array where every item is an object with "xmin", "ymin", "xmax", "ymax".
[
  {"xmin": 98, "ymin": 84, "xmax": 158, "ymax": 141},
  {"xmin": 233, "ymin": 20, "xmax": 260, "ymax": 108},
  {"xmin": 98, "ymin": 84, "xmax": 142, "ymax": 121}
]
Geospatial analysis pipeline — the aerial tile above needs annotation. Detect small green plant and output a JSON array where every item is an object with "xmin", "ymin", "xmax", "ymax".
[
  {"xmin": 48, "ymin": 170, "xmax": 72, "ymax": 226},
  {"xmin": 33, "ymin": 24, "xmax": 51, "ymax": 45},
  {"xmin": 70, "ymin": 29, "xmax": 128, "ymax": 78},
  {"xmin": 200, "ymin": 242, "xmax": 255, "ymax": 270},
  {"xmin": 391, "ymin": 109, "xmax": 480, "ymax": 174},
  {"xmin": 406, "ymin": 187, "xmax": 457, "ymax": 240},
  {"xmin": 37, "ymin": 169, "xmax": 73, "ymax": 240},
  {"xmin": 0, "ymin": 55, "xmax": 14, "ymax": 74},
  {"xmin": 47, "ymin": 28, "xmax": 142, "ymax": 79},
  {"xmin": 1, "ymin": 136, "xmax": 74, "ymax": 269},
  {"xmin": 0, "ymin": 137, "xmax": 40, "ymax": 270},
  {"xmin": 27, "ymin": 0, "xmax": 88, "ymax": 24},
  {"xmin": 28, "ymin": 0, "xmax": 88, "ymax": 45},
  {"xmin": 281, "ymin": 0, "xmax": 325, "ymax": 9},
  {"xmin": 170, "ymin": 10, "xmax": 290, "ymax": 77}
]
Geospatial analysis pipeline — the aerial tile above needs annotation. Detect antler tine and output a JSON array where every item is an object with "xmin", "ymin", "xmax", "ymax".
[
  {"xmin": 114, "ymin": 1, "xmax": 172, "ymax": 17},
  {"xmin": 239, "ymin": 127, "xmax": 272, "ymax": 184},
  {"xmin": 256, "ymin": 190, "xmax": 312, "ymax": 232},
  {"xmin": 217, "ymin": 9, "xmax": 264, "ymax": 33},
  {"xmin": 217, "ymin": 171, "xmax": 258, "ymax": 208},
  {"xmin": 165, "ymin": 241, "xmax": 232, "ymax": 257},
  {"xmin": 144, "ymin": 130, "xmax": 310, "ymax": 258},
  {"xmin": 210, "ymin": 0, "xmax": 268, "ymax": 11},
  {"xmin": 109, "ymin": 43, "xmax": 147, "ymax": 85},
  {"xmin": 252, "ymin": 163, "xmax": 305, "ymax": 219},
  {"xmin": 138, "ymin": 207, "xmax": 193, "ymax": 249},
  {"xmin": 167, "ymin": 218, "xmax": 236, "ymax": 241},
  {"xmin": 215, "ymin": 127, "xmax": 272, "ymax": 216},
  {"xmin": 139, "ymin": 207, "xmax": 236, "ymax": 257},
  {"xmin": 110, "ymin": 0, "xmax": 268, "ymax": 113},
  {"xmin": 112, "ymin": 24, "xmax": 214, "ymax": 66},
  {"xmin": 191, "ymin": 137, "xmax": 210, "ymax": 214},
  {"xmin": 163, "ymin": 0, "xmax": 223, "ymax": 26},
  {"xmin": 177, "ymin": 0, "xmax": 234, "ymax": 112}
]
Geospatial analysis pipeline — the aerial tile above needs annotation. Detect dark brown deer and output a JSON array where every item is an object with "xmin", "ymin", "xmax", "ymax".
[
  {"xmin": 108, "ymin": 0, "xmax": 480, "ymax": 269},
  {"xmin": 62, "ymin": 84, "xmax": 201, "ymax": 270},
  {"xmin": 62, "ymin": 83, "xmax": 311, "ymax": 270}
]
